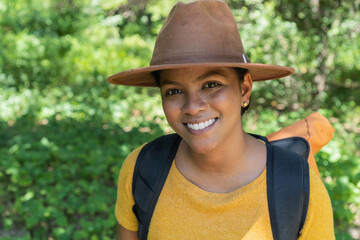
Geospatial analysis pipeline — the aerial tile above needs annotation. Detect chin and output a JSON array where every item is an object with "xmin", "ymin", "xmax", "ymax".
[
  {"xmin": 171, "ymin": 124, "xmax": 222, "ymax": 154},
  {"xmin": 183, "ymin": 137, "xmax": 219, "ymax": 155}
]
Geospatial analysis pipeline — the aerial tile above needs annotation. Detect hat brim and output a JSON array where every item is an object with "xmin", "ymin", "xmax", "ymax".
[{"xmin": 107, "ymin": 62, "xmax": 294, "ymax": 87}]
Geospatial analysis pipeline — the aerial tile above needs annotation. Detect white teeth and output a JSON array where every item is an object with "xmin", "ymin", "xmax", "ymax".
[
  {"xmin": 204, "ymin": 120, "xmax": 210, "ymax": 127},
  {"xmin": 187, "ymin": 118, "xmax": 216, "ymax": 131}
]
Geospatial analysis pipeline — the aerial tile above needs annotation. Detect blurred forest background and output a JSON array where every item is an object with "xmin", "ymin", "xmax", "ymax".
[{"xmin": 0, "ymin": 0, "xmax": 359, "ymax": 239}]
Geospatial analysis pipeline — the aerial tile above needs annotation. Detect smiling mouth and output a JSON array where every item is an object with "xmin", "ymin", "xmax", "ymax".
[{"xmin": 185, "ymin": 118, "xmax": 217, "ymax": 131}]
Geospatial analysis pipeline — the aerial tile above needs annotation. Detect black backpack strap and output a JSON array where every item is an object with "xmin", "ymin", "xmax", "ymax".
[
  {"xmin": 265, "ymin": 136, "xmax": 310, "ymax": 240},
  {"xmin": 132, "ymin": 133, "xmax": 181, "ymax": 240}
]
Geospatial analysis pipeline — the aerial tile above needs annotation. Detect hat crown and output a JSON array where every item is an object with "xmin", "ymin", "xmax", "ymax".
[{"xmin": 150, "ymin": 0, "xmax": 250, "ymax": 66}]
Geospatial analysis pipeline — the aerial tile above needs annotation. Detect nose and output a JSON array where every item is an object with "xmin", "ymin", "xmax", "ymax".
[{"xmin": 182, "ymin": 91, "xmax": 208, "ymax": 115}]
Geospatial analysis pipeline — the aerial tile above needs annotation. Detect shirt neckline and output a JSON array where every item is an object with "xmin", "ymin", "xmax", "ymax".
[{"xmin": 171, "ymin": 161, "xmax": 267, "ymax": 198}]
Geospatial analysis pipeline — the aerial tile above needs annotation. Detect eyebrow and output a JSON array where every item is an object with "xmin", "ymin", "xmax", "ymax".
[
  {"xmin": 160, "ymin": 69, "xmax": 227, "ymax": 86},
  {"xmin": 197, "ymin": 70, "xmax": 227, "ymax": 81},
  {"xmin": 160, "ymin": 79, "xmax": 181, "ymax": 86}
]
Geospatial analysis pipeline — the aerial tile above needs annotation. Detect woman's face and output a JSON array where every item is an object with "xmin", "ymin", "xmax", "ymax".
[{"xmin": 160, "ymin": 66, "xmax": 252, "ymax": 153}]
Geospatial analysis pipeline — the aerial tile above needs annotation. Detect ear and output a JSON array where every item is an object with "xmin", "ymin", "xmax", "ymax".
[{"xmin": 241, "ymin": 72, "xmax": 253, "ymax": 102}]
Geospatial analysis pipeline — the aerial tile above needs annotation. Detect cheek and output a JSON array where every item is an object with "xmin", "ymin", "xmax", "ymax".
[
  {"xmin": 162, "ymin": 99, "xmax": 181, "ymax": 124},
  {"xmin": 208, "ymin": 87, "xmax": 242, "ymax": 110}
]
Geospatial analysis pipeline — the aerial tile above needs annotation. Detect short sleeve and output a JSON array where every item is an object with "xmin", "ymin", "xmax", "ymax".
[
  {"xmin": 115, "ymin": 144, "xmax": 146, "ymax": 231},
  {"xmin": 298, "ymin": 167, "xmax": 335, "ymax": 240}
]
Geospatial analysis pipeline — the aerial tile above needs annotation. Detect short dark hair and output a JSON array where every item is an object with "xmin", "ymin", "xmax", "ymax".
[
  {"xmin": 233, "ymin": 68, "xmax": 251, "ymax": 115},
  {"xmin": 152, "ymin": 70, "xmax": 161, "ymax": 87},
  {"xmin": 151, "ymin": 67, "xmax": 250, "ymax": 115},
  {"xmin": 234, "ymin": 67, "xmax": 247, "ymax": 84}
]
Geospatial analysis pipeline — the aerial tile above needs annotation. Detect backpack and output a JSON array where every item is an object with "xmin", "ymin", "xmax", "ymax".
[{"xmin": 131, "ymin": 133, "xmax": 310, "ymax": 240}]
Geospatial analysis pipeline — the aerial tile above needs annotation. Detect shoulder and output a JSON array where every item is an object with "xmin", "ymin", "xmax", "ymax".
[
  {"xmin": 309, "ymin": 167, "xmax": 330, "ymax": 198},
  {"xmin": 308, "ymin": 167, "xmax": 333, "ymax": 217},
  {"xmin": 298, "ymin": 167, "xmax": 335, "ymax": 239},
  {"xmin": 118, "ymin": 143, "xmax": 147, "ymax": 184},
  {"xmin": 119, "ymin": 133, "xmax": 179, "ymax": 184},
  {"xmin": 307, "ymin": 166, "xmax": 333, "ymax": 217},
  {"xmin": 115, "ymin": 143, "xmax": 147, "ymax": 231}
]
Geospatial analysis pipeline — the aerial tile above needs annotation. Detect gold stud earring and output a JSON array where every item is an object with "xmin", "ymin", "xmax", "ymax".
[{"xmin": 242, "ymin": 101, "xmax": 248, "ymax": 107}]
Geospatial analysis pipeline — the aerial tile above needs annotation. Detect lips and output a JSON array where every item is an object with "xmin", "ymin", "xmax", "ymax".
[{"xmin": 185, "ymin": 118, "xmax": 217, "ymax": 131}]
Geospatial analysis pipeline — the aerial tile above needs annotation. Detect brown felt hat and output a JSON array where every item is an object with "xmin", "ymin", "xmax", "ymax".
[{"xmin": 107, "ymin": 0, "xmax": 295, "ymax": 87}]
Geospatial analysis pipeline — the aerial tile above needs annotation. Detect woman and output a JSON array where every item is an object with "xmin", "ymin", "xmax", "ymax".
[{"xmin": 108, "ymin": 1, "xmax": 334, "ymax": 239}]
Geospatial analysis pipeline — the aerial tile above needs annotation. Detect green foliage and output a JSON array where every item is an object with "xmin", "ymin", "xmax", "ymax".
[
  {"xmin": 1, "ymin": 0, "xmax": 359, "ymax": 239},
  {"xmin": 0, "ymin": 115, "xmax": 164, "ymax": 239}
]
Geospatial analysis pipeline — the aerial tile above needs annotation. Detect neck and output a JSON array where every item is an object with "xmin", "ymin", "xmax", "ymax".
[
  {"xmin": 175, "ymin": 131, "xmax": 267, "ymax": 193},
  {"xmin": 179, "ymin": 129, "xmax": 252, "ymax": 174}
]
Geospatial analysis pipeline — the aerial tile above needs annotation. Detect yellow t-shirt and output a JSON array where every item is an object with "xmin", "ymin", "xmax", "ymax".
[{"xmin": 115, "ymin": 144, "xmax": 335, "ymax": 240}]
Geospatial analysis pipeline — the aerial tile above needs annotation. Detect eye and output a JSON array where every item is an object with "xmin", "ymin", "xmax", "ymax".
[
  {"xmin": 166, "ymin": 88, "xmax": 182, "ymax": 95},
  {"xmin": 203, "ymin": 81, "xmax": 220, "ymax": 89}
]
